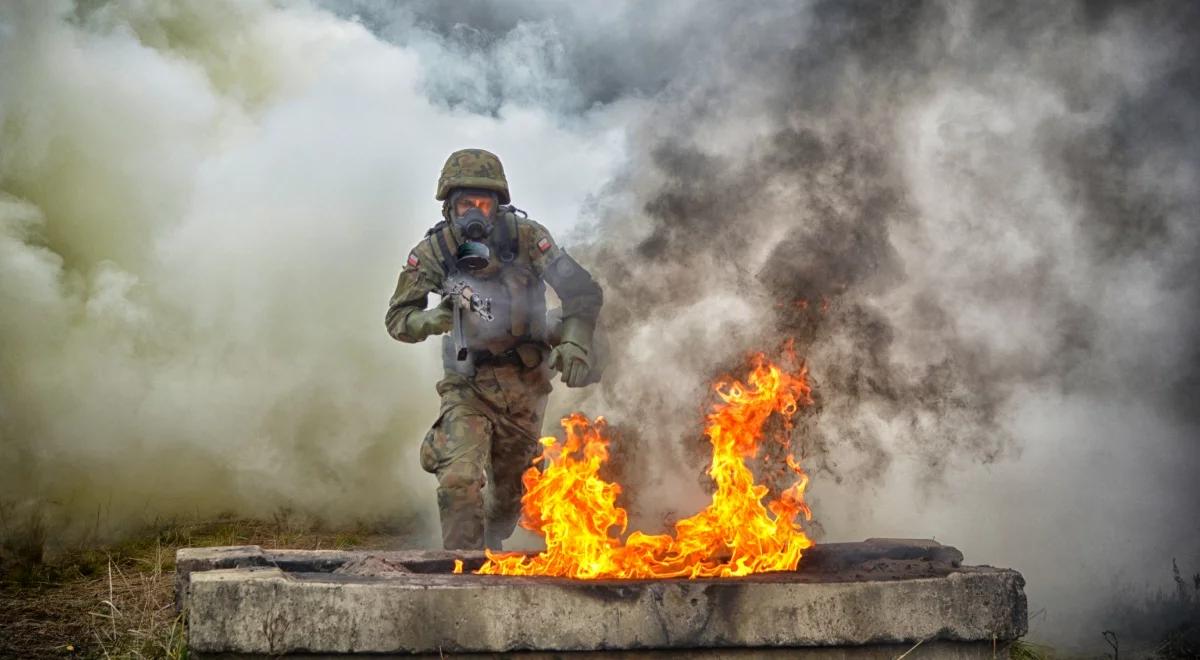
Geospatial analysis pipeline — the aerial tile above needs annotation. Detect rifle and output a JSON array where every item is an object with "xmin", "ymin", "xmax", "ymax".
[{"xmin": 442, "ymin": 279, "xmax": 493, "ymax": 361}]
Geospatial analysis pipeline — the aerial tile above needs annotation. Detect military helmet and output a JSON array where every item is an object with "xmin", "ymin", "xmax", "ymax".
[{"xmin": 436, "ymin": 148, "xmax": 510, "ymax": 204}]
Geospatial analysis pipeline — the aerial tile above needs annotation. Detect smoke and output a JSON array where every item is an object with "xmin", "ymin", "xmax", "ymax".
[
  {"xmin": 369, "ymin": 0, "xmax": 1199, "ymax": 648},
  {"xmin": 0, "ymin": 0, "xmax": 629, "ymax": 548},
  {"xmin": 2, "ymin": 0, "xmax": 1198, "ymax": 651},
  {"xmin": 552, "ymin": 0, "xmax": 1200, "ymax": 649}
]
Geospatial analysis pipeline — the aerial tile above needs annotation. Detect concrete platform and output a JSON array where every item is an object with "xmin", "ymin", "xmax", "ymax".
[{"xmin": 177, "ymin": 539, "xmax": 1026, "ymax": 656}]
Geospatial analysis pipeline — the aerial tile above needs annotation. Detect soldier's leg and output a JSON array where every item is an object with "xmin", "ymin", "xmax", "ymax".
[
  {"xmin": 483, "ymin": 368, "xmax": 550, "ymax": 549},
  {"xmin": 485, "ymin": 431, "xmax": 540, "ymax": 549},
  {"xmin": 419, "ymin": 409, "xmax": 493, "ymax": 550}
]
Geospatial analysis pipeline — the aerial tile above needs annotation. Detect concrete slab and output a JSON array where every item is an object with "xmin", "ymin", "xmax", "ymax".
[
  {"xmin": 179, "ymin": 540, "xmax": 1026, "ymax": 655},
  {"xmin": 192, "ymin": 641, "xmax": 1011, "ymax": 659}
]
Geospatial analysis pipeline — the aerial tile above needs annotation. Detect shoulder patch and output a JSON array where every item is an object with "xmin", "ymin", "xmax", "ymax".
[
  {"xmin": 406, "ymin": 252, "xmax": 420, "ymax": 269},
  {"xmin": 537, "ymin": 237, "xmax": 552, "ymax": 253}
]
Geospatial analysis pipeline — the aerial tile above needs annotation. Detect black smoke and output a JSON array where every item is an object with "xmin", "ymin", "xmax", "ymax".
[{"xmin": 344, "ymin": 0, "xmax": 1200, "ymax": 649}]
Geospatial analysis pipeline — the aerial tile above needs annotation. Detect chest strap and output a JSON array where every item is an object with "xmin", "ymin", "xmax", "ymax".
[
  {"xmin": 496, "ymin": 206, "xmax": 525, "ymax": 263},
  {"xmin": 432, "ymin": 225, "xmax": 458, "ymax": 275}
]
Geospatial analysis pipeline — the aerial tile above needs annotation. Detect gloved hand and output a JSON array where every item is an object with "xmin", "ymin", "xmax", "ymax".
[
  {"xmin": 549, "ymin": 316, "xmax": 594, "ymax": 387},
  {"xmin": 408, "ymin": 298, "xmax": 453, "ymax": 340},
  {"xmin": 549, "ymin": 341, "xmax": 590, "ymax": 387}
]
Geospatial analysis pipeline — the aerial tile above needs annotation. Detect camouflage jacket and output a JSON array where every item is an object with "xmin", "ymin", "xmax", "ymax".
[{"xmin": 385, "ymin": 208, "xmax": 602, "ymax": 353}]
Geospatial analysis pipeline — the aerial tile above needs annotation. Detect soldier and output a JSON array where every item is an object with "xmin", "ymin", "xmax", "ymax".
[{"xmin": 385, "ymin": 148, "xmax": 603, "ymax": 550}]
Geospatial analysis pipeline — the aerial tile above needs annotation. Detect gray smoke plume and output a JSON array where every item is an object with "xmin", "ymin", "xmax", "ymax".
[
  {"xmin": 2, "ymin": 0, "xmax": 1198, "ymax": 651},
  {"xmin": 565, "ymin": 0, "xmax": 1200, "ymax": 649},
  {"xmin": 351, "ymin": 0, "xmax": 1200, "ymax": 648}
]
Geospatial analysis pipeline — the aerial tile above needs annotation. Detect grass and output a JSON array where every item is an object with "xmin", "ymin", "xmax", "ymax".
[
  {"xmin": 1008, "ymin": 639, "xmax": 1055, "ymax": 660},
  {"xmin": 1093, "ymin": 559, "xmax": 1200, "ymax": 659},
  {"xmin": 0, "ymin": 515, "xmax": 412, "ymax": 658}
]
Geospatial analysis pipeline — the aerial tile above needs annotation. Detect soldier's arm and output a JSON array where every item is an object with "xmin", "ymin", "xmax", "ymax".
[
  {"xmin": 524, "ymin": 219, "xmax": 603, "ymax": 324},
  {"xmin": 524, "ymin": 219, "xmax": 603, "ymax": 386},
  {"xmin": 385, "ymin": 239, "xmax": 448, "ymax": 343}
]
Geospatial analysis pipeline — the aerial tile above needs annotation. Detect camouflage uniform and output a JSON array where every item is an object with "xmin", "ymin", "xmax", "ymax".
[{"xmin": 386, "ymin": 149, "xmax": 603, "ymax": 550}]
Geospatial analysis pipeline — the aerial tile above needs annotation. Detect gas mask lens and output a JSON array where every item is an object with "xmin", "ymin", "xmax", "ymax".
[{"xmin": 456, "ymin": 194, "xmax": 494, "ymax": 217}]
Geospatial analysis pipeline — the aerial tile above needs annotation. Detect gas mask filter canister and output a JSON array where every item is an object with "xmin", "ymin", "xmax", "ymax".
[{"xmin": 456, "ymin": 240, "xmax": 491, "ymax": 271}]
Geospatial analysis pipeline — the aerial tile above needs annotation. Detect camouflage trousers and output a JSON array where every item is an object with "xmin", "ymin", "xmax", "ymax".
[{"xmin": 419, "ymin": 362, "xmax": 552, "ymax": 550}]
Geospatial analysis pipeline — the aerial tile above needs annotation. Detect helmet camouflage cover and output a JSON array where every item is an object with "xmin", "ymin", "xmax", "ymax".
[{"xmin": 436, "ymin": 148, "xmax": 510, "ymax": 204}]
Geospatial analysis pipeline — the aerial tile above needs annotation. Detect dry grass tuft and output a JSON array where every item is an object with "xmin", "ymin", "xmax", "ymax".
[
  {"xmin": 2, "ymin": 540, "xmax": 182, "ymax": 658},
  {"xmin": 1008, "ymin": 639, "xmax": 1055, "ymax": 660},
  {"xmin": 0, "ymin": 514, "xmax": 414, "ymax": 657}
]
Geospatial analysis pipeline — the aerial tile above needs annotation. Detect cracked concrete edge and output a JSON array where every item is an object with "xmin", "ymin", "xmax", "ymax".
[
  {"xmin": 175, "ymin": 545, "xmax": 267, "ymax": 612},
  {"xmin": 174, "ymin": 547, "xmax": 490, "ymax": 611},
  {"xmin": 174, "ymin": 539, "xmax": 960, "ymax": 608},
  {"xmin": 173, "ymin": 540, "xmax": 970, "ymax": 613}
]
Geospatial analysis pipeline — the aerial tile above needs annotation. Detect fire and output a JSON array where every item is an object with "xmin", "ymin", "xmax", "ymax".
[{"xmin": 476, "ymin": 353, "xmax": 814, "ymax": 579}]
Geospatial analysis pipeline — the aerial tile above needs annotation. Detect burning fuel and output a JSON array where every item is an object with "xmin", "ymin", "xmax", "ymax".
[{"xmin": 473, "ymin": 353, "xmax": 813, "ymax": 579}]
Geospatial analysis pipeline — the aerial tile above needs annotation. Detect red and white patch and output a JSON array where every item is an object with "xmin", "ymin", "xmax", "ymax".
[
  {"xmin": 537, "ymin": 237, "xmax": 552, "ymax": 253},
  {"xmin": 407, "ymin": 252, "xmax": 420, "ymax": 268}
]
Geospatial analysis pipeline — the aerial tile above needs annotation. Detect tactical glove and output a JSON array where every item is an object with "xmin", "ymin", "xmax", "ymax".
[
  {"xmin": 549, "ymin": 316, "xmax": 593, "ymax": 387},
  {"xmin": 549, "ymin": 341, "xmax": 590, "ymax": 387},
  {"xmin": 407, "ymin": 298, "xmax": 454, "ymax": 340}
]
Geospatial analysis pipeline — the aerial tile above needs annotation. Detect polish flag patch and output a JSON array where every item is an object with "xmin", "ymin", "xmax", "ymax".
[
  {"xmin": 407, "ymin": 252, "xmax": 420, "ymax": 268},
  {"xmin": 537, "ymin": 237, "xmax": 552, "ymax": 253}
]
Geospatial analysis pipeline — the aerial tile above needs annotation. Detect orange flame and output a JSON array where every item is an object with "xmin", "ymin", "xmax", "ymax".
[{"xmin": 477, "ymin": 353, "xmax": 814, "ymax": 579}]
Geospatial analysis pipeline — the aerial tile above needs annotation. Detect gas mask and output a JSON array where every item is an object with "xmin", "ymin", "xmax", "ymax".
[
  {"xmin": 454, "ymin": 206, "xmax": 491, "ymax": 241},
  {"xmin": 450, "ymin": 190, "xmax": 497, "ymax": 271}
]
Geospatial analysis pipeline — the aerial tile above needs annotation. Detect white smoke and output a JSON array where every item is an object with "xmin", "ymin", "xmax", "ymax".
[{"xmin": 0, "ymin": 0, "xmax": 630, "ymax": 547}]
